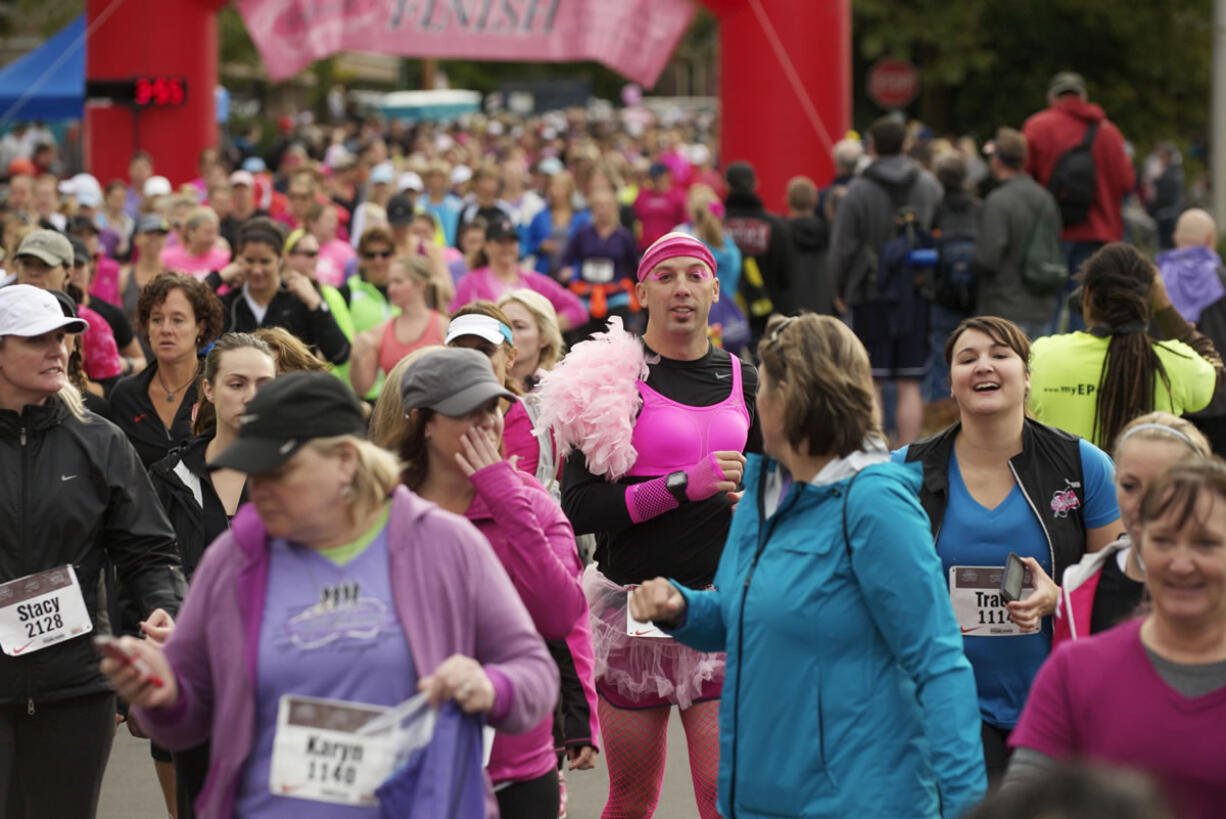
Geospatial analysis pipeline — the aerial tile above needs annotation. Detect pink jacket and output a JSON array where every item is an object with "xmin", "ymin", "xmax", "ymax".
[
  {"xmin": 465, "ymin": 461, "xmax": 588, "ymax": 785},
  {"xmin": 1053, "ymin": 535, "xmax": 1131, "ymax": 647},
  {"xmin": 450, "ymin": 265, "xmax": 588, "ymax": 330},
  {"xmin": 135, "ymin": 487, "xmax": 558, "ymax": 819}
]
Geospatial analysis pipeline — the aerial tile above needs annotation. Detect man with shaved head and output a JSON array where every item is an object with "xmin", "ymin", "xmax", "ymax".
[{"xmin": 1158, "ymin": 208, "xmax": 1226, "ymax": 451}]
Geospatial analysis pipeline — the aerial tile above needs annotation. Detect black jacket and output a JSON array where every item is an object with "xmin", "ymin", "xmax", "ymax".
[
  {"xmin": 208, "ymin": 275, "xmax": 350, "ymax": 366},
  {"xmin": 150, "ymin": 435, "xmax": 242, "ymax": 579},
  {"xmin": 109, "ymin": 362, "xmax": 199, "ymax": 468},
  {"xmin": 905, "ymin": 418, "xmax": 1089, "ymax": 585},
  {"xmin": 724, "ymin": 190, "xmax": 794, "ymax": 314},
  {"xmin": 787, "ymin": 213, "xmax": 832, "ymax": 314},
  {"xmin": 0, "ymin": 397, "xmax": 185, "ymax": 709}
]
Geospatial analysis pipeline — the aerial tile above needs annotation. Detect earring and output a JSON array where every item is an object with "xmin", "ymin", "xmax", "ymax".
[{"xmin": 340, "ymin": 483, "xmax": 356, "ymax": 504}]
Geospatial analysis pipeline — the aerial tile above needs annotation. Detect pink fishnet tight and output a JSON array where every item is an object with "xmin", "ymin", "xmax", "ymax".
[{"xmin": 598, "ymin": 697, "xmax": 720, "ymax": 819}]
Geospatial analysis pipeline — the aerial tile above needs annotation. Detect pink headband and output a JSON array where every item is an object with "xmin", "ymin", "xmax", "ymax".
[{"xmin": 636, "ymin": 232, "xmax": 717, "ymax": 282}]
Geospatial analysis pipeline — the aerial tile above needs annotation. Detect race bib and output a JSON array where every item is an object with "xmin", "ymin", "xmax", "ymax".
[
  {"xmin": 581, "ymin": 258, "xmax": 615, "ymax": 284},
  {"xmin": 270, "ymin": 695, "xmax": 428, "ymax": 806},
  {"xmin": 0, "ymin": 566, "xmax": 92, "ymax": 657},
  {"xmin": 949, "ymin": 565, "xmax": 1036, "ymax": 637},
  {"xmin": 626, "ymin": 589, "xmax": 670, "ymax": 639}
]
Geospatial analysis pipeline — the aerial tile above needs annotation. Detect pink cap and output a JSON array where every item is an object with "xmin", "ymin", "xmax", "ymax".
[{"xmin": 636, "ymin": 232, "xmax": 717, "ymax": 282}]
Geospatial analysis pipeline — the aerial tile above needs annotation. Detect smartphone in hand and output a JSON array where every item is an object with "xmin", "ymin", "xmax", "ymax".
[
  {"xmin": 1000, "ymin": 552, "xmax": 1025, "ymax": 604},
  {"xmin": 94, "ymin": 636, "xmax": 164, "ymax": 688}
]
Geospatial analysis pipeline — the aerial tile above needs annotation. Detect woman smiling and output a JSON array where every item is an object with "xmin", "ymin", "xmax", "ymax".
[{"xmin": 894, "ymin": 315, "xmax": 1121, "ymax": 784}]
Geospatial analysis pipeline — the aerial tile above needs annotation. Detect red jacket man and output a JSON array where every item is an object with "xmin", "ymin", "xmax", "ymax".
[{"xmin": 1023, "ymin": 72, "xmax": 1135, "ymax": 244}]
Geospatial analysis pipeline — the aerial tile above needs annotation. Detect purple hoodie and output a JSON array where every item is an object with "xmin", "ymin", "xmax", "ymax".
[
  {"xmin": 134, "ymin": 486, "xmax": 559, "ymax": 819},
  {"xmin": 464, "ymin": 461, "xmax": 589, "ymax": 785}
]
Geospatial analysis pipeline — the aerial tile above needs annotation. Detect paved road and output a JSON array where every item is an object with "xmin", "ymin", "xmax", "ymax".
[{"xmin": 99, "ymin": 708, "xmax": 704, "ymax": 818}]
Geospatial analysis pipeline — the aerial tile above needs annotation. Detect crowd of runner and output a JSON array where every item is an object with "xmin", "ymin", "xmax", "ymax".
[{"xmin": 0, "ymin": 69, "xmax": 1224, "ymax": 819}]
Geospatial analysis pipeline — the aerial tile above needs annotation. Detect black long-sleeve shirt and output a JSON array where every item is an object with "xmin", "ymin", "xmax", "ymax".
[{"xmin": 561, "ymin": 345, "xmax": 761, "ymax": 588}]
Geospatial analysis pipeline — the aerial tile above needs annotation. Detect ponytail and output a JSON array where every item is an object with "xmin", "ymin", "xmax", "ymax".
[{"xmin": 1083, "ymin": 243, "xmax": 1171, "ymax": 448}]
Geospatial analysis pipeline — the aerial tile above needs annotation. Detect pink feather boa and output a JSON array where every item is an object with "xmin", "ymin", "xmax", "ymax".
[{"xmin": 532, "ymin": 316, "xmax": 648, "ymax": 480}]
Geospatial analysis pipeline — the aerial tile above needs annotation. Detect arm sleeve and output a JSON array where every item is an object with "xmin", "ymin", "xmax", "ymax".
[
  {"xmin": 533, "ymin": 274, "xmax": 588, "ymax": 330},
  {"xmin": 501, "ymin": 401, "xmax": 541, "ymax": 480},
  {"xmin": 1006, "ymin": 641, "xmax": 1078, "ymax": 757},
  {"xmin": 133, "ymin": 535, "xmax": 239, "ymax": 749},
  {"xmin": 307, "ymin": 303, "xmax": 351, "ymax": 365},
  {"xmin": 827, "ymin": 195, "xmax": 861, "ymax": 298},
  {"xmin": 560, "ymin": 452, "xmax": 634, "ymax": 535},
  {"xmin": 999, "ymin": 747, "xmax": 1060, "ymax": 792},
  {"xmin": 526, "ymin": 210, "xmax": 550, "ymax": 257},
  {"xmin": 972, "ymin": 197, "xmax": 1009, "ymax": 277},
  {"xmin": 1078, "ymin": 439, "xmax": 1121, "ymax": 528},
  {"xmin": 465, "ymin": 523, "xmax": 561, "ymax": 735},
  {"xmin": 468, "ymin": 462, "xmax": 586, "ymax": 641},
  {"xmin": 846, "ymin": 471, "xmax": 987, "ymax": 818},
  {"xmin": 102, "ymin": 430, "xmax": 187, "ymax": 619},
  {"xmin": 667, "ymin": 497, "xmax": 746, "ymax": 653}
]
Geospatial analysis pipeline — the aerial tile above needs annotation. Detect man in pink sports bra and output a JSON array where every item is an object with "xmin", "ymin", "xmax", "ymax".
[{"xmin": 553, "ymin": 232, "xmax": 762, "ymax": 819}]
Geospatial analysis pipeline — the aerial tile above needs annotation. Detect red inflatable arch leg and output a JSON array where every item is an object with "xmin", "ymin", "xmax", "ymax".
[
  {"xmin": 85, "ymin": 0, "xmax": 225, "ymax": 187},
  {"xmin": 699, "ymin": 0, "xmax": 851, "ymax": 210}
]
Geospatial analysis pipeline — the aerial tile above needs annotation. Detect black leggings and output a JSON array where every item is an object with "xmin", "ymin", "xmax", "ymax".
[
  {"xmin": 496, "ymin": 769, "xmax": 560, "ymax": 819},
  {"xmin": 0, "ymin": 692, "xmax": 116, "ymax": 819},
  {"xmin": 174, "ymin": 741, "xmax": 211, "ymax": 819},
  {"xmin": 981, "ymin": 721, "xmax": 1013, "ymax": 789}
]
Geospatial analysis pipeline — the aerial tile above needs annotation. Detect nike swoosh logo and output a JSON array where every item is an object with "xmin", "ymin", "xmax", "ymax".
[
  {"xmin": 133, "ymin": 414, "xmax": 148, "ymax": 423},
  {"xmin": 12, "ymin": 639, "xmax": 35, "ymax": 655},
  {"xmin": 631, "ymin": 629, "xmax": 658, "ymax": 636},
  {"xmin": 960, "ymin": 627, "xmax": 979, "ymax": 634},
  {"xmin": 715, "ymin": 373, "xmax": 730, "ymax": 380},
  {"xmin": 61, "ymin": 475, "xmax": 76, "ymax": 482}
]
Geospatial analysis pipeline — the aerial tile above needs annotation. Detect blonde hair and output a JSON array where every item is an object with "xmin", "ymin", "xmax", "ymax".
[
  {"xmin": 757, "ymin": 313, "xmax": 881, "ymax": 457},
  {"xmin": 1113, "ymin": 411, "xmax": 1212, "ymax": 460},
  {"xmin": 687, "ymin": 184, "xmax": 724, "ymax": 248},
  {"xmin": 252, "ymin": 326, "xmax": 329, "ymax": 374},
  {"xmin": 497, "ymin": 288, "xmax": 565, "ymax": 372},
  {"xmin": 58, "ymin": 381, "xmax": 88, "ymax": 422},
  {"xmin": 369, "ymin": 345, "xmax": 444, "ymax": 449},
  {"xmin": 307, "ymin": 435, "xmax": 401, "ymax": 521},
  {"xmin": 184, "ymin": 205, "xmax": 219, "ymax": 234}
]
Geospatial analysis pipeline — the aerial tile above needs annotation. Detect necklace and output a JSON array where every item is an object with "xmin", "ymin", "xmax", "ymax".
[{"xmin": 156, "ymin": 365, "xmax": 198, "ymax": 404}]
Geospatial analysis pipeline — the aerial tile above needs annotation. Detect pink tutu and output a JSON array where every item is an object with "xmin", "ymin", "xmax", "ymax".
[{"xmin": 583, "ymin": 565, "xmax": 724, "ymax": 709}]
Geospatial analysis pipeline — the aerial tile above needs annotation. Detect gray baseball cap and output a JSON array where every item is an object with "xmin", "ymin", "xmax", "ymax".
[
  {"xmin": 16, "ymin": 229, "xmax": 73, "ymax": 268},
  {"xmin": 400, "ymin": 347, "xmax": 515, "ymax": 417}
]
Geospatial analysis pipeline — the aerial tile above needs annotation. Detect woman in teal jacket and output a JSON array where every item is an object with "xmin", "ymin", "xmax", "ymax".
[{"xmin": 631, "ymin": 314, "xmax": 985, "ymax": 819}]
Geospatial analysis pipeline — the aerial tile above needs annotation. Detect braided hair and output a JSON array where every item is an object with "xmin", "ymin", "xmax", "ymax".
[{"xmin": 1082, "ymin": 242, "xmax": 1171, "ymax": 449}]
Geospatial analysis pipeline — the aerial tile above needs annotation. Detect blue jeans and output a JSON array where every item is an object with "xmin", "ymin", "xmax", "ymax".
[
  {"xmin": 1051, "ymin": 240, "xmax": 1104, "ymax": 333},
  {"xmin": 923, "ymin": 302, "xmax": 968, "ymax": 403}
]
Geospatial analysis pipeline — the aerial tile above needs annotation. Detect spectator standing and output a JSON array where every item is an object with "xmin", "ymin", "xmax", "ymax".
[
  {"xmin": 124, "ymin": 151, "xmax": 154, "ymax": 219},
  {"xmin": 828, "ymin": 117, "xmax": 942, "ymax": 445},
  {"xmin": 784, "ymin": 175, "xmax": 832, "ymax": 315},
  {"xmin": 1156, "ymin": 209, "xmax": 1226, "ymax": 453},
  {"xmin": 925, "ymin": 152, "xmax": 982, "ymax": 401},
  {"xmin": 724, "ymin": 161, "xmax": 795, "ymax": 340},
  {"xmin": 1023, "ymin": 72, "xmax": 1136, "ymax": 331},
  {"xmin": 1144, "ymin": 142, "xmax": 1185, "ymax": 250},
  {"xmin": 819, "ymin": 137, "xmax": 864, "ymax": 217},
  {"xmin": 159, "ymin": 207, "xmax": 231, "ymax": 278},
  {"xmin": 974, "ymin": 128, "xmax": 1064, "ymax": 341}
]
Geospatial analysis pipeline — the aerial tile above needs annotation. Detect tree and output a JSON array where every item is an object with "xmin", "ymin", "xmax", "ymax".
[{"xmin": 852, "ymin": 0, "xmax": 1213, "ymax": 147}]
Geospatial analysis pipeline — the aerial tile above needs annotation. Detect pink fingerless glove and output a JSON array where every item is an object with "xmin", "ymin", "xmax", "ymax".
[
  {"xmin": 685, "ymin": 453, "xmax": 727, "ymax": 502},
  {"xmin": 624, "ymin": 454, "xmax": 728, "ymax": 524}
]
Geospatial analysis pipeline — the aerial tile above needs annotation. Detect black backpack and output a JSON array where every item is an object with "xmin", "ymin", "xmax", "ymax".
[{"xmin": 1046, "ymin": 122, "xmax": 1099, "ymax": 227}]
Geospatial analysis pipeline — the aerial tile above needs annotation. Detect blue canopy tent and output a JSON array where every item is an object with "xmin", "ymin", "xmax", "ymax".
[{"xmin": 0, "ymin": 15, "xmax": 85, "ymax": 121}]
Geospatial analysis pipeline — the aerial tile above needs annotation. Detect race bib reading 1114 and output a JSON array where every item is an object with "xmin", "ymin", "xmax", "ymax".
[{"xmin": 949, "ymin": 565, "xmax": 1036, "ymax": 637}]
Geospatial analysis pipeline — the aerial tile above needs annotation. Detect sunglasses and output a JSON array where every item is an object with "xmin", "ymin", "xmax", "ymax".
[{"xmin": 363, "ymin": 250, "xmax": 393, "ymax": 259}]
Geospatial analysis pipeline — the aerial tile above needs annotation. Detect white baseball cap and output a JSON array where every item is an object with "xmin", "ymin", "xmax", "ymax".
[
  {"xmin": 144, "ymin": 175, "xmax": 172, "ymax": 197},
  {"xmin": 0, "ymin": 284, "xmax": 87, "ymax": 337},
  {"xmin": 397, "ymin": 171, "xmax": 424, "ymax": 193},
  {"xmin": 450, "ymin": 165, "xmax": 473, "ymax": 186}
]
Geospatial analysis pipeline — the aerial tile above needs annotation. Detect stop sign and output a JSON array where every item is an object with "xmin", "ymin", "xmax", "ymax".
[{"xmin": 867, "ymin": 59, "xmax": 919, "ymax": 110}]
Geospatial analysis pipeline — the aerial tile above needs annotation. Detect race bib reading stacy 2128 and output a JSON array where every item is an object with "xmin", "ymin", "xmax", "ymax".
[{"xmin": 0, "ymin": 566, "xmax": 92, "ymax": 657}]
